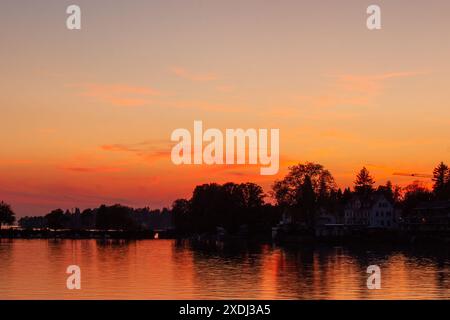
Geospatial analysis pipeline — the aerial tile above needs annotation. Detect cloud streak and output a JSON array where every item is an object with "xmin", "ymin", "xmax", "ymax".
[
  {"xmin": 334, "ymin": 71, "xmax": 425, "ymax": 96},
  {"xmin": 69, "ymin": 83, "xmax": 161, "ymax": 107},
  {"xmin": 100, "ymin": 141, "xmax": 171, "ymax": 163},
  {"xmin": 268, "ymin": 70, "xmax": 426, "ymax": 117},
  {"xmin": 62, "ymin": 166, "xmax": 125, "ymax": 173}
]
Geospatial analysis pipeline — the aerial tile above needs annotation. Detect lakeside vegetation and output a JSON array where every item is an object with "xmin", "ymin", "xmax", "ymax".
[{"xmin": 1, "ymin": 162, "xmax": 449, "ymax": 242}]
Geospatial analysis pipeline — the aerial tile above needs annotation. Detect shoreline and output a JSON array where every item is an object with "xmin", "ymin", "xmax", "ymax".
[
  {"xmin": 0, "ymin": 228, "xmax": 175, "ymax": 240},
  {"xmin": 1, "ymin": 228, "xmax": 448, "ymax": 247}
]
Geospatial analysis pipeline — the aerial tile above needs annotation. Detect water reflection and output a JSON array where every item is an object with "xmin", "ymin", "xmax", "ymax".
[{"xmin": 0, "ymin": 239, "xmax": 448, "ymax": 299}]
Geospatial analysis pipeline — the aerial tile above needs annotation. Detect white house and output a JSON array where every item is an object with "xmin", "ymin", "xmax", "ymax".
[{"xmin": 344, "ymin": 193, "xmax": 396, "ymax": 229}]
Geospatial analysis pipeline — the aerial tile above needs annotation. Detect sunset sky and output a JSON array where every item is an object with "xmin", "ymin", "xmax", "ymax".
[{"xmin": 1, "ymin": 0, "xmax": 450, "ymax": 216}]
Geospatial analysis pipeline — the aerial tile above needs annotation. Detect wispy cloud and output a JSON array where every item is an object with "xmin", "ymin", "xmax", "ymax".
[
  {"xmin": 100, "ymin": 141, "xmax": 171, "ymax": 163},
  {"xmin": 166, "ymin": 100, "xmax": 244, "ymax": 113},
  {"xmin": 170, "ymin": 66, "xmax": 217, "ymax": 82},
  {"xmin": 69, "ymin": 83, "xmax": 161, "ymax": 107},
  {"xmin": 0, "ymin": 184, "xmax": 130, "ymax": 209},
  {"xmin": 334, "ymin": 71, "xmax": 425, "ymax": 96},
  {"xmin": 269, "ymin": 70, "xmax": 426, "ymax": 116},
  {"xmin": 62, "ymin": 166, "xmax": 125, "ymax": 173}
]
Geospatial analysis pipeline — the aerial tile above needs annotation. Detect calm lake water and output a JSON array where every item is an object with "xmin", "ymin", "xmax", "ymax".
[{"xmin": 0, "ymin": 239, "xmax": 448, "ymax": 300}]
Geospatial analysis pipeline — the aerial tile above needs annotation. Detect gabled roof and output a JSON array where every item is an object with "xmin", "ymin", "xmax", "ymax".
[{"xmin": 345, "ymin": 193, "xmax": 392, "ymax": 210}]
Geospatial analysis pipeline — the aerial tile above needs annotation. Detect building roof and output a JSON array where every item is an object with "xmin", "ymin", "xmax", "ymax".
[{"xmin": 345, "ymin": 193, "xmax": 392, "ymax": 210}]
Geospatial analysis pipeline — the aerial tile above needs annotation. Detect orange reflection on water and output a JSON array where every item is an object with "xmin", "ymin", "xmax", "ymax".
[{"xmin": 0, "ymin": 239, "xmax": 448, "ymax": 300}]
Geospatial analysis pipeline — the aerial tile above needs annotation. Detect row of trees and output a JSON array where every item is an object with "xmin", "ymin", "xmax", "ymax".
[
  {"xmin": 2, "ymin": 161, "xmax": 449, "ymax": 233},
  {"xmin": 172, "ymin": 182, "xmax": 280, "ymax": 234},
  {"xmin": 18, "ymin": 205, "xmax": 171, "ymax": 231},
  {"xmin": 398, "ymin": 162, "xmax": 450, "ymax": 217},
  {"xmin": 270, "ymin": 161, "xmax": 450, "ymax": 226},
  {"xmin": 171, "ymin": 161, "xmax": 449, "ymax": 233},
  {"xmin": 270, "ymin": 163, "xmax": 397, "ymax": 227}
]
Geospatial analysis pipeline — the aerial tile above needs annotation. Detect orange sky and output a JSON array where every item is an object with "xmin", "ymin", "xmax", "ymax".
[{"xmin": 1, "ymin": 0, "xmax": 449, "ymax": 216}]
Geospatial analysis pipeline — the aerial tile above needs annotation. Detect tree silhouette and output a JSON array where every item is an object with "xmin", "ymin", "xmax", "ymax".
[
  {"xmin": 376, "ymin": 180, "xmax": 401, "ymax": 203},
  {"xmin": 7, "ymin": 161, "xmax": 450, "ymax": 237},
  {"xmin": 272, "ymin": 163, "xmax": 337, "ymax": 228},
  {"xmin": 171, "ymin": 199, "xmax": 192, "ymax": 233},
  {"xmin": 402, "ymin": 181, "xmax": 433, "ymax": 217},
  {"xmin": 432, "ymin": 162, "xmax": 450, "ymax": 200},
  {"xmin": 299, "ymin": 175, "xmax": 316, "ymax": 227},
  {"xmin": 0, "ymin": 201, "xmax": 16, "ymax": 227},
  {"xmin": 45, "ymin": 209, "xmax": 69, "ymax": 230},
  {"xmin": 173, "ymin": 182, "xmax": 267, "ymax": 234},
  {"xmin": 342, "ymin": 187, "xmax": 353, "ymax": 203},
  {"xmin": 95, "ymin": 204, "xmax": 135, "ymax": 231},
  {"xmin": 240, "ymin": 182, "xmax": 265, "ymax": 209},
  {"xmin": 272, "ymin": 162, "xmax": 336, "ymax": 207},
  {"xmin": 354, "ymin": 167, "xmax": 375, "ymax": 195}
]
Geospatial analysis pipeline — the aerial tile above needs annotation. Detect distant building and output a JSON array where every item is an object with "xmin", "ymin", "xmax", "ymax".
[
  {"xmin": 344, "ymin": 193, "xmax": 396, "ymax": 229},
  {"xmin": 315, "ymin": 212, "xmax": 344, "ymax": 237},
  {"xmin": 316, "ymin": 212, "xmax": 337, "ymax": 226},
  {"xmin": 404, "ymin": 200, "xmax": 450, "ymax": 232}
]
